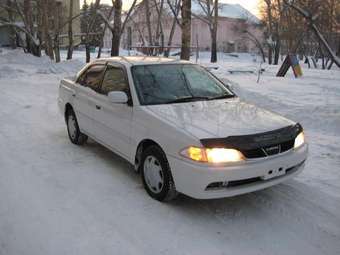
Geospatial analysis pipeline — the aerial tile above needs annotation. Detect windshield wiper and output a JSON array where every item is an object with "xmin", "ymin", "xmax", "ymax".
[
  {"xmin": 165, "ymin": 96, "xmax": 210, "ymax": 104},
  {"xmin": 208, "ymin": 94, "xmax": 236, "ymax": 100}
]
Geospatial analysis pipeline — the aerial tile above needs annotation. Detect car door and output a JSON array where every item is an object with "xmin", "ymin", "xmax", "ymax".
[
  {"xmin": 90, "ymin": 63, "xmax": 134, "ymax": 161},
  {"xmin": 73, "ymin": 64, "xmax": 106, "ymax": 136}
]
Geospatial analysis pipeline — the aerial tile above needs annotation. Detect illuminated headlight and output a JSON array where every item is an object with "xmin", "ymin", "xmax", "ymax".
[
  {"xmin": 294, "ymin": 132, "xmax": 305, "ymax": 149},
  {"xmin": 180, "ymin": 147, "xmax": 245, "ymax": 163}
]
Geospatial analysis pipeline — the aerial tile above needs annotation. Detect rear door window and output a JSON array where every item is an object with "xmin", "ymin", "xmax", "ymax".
[{"xmin": 78, "ymin": 64, "xmax": 106, "ymax": 92}]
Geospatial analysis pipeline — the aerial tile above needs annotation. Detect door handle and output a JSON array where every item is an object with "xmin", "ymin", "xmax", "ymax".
[{"xmin": 95, "ymin": 105, "xmax": 101, "ymax": 110}]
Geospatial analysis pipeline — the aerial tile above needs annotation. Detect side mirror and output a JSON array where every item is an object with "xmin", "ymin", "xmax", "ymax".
[{"xmin": 108, "ymin": 91, "xmax": 128, "ymax": 104}]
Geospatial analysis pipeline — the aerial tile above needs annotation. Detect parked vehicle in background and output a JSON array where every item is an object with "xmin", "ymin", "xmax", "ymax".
[{"xmin": 58, "ymin": 56, "xmax": 308, "ymax": 201}]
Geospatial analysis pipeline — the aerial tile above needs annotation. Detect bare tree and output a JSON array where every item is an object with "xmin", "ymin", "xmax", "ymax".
[
  {"xmin": 41, "ymin": 0, "xmax": 54, "ymax": 59},
  {"xmin": 84, "ymin": 0, "xmax": 101, "ymax": 63},
  {"xmin": 107, "ymin": 0, "xmax": 138, "ymax": 56},
  {"xmin": 283, "ymin": 0, "xmax": 340, "ymax": 68},
  {"xmin": 0, "ymin": 20, "xmax": 40, "ymax": 52},
  {"xmin": 153, "ymin": 0, "xmax": 165, "ymax": 52},
  {"xmin": 97, "ymin": 6, "xmax": 114, "ymax": 58},
  {"xmin": 272, "ymin": 0, "xmax": 282, "ymax": 65},
  {"xmin": 23, "ymin": 0, "xmax": 34, "ymax": 53},
  {"xmin": 144, "ymin": 0, "xmax": 153, "ymax": 46},
  {"xmin": 193, "ymin": 0, "xmax": 219, "ymax": 62},
  {"xmin": 165, "ymin": 0, "xmax": 181, "ymax": 57},
  {"xmin": 53, "ymin": 1, "xmax": 64, "ymax": 62},
  {"xmin": 0, "ymin": 0, "xmax": 41, "ymax": 55},
  {"xmin": 263, "ymin": 0, "xmax": 273, "ymax": 64},
  {"xmin": 3, "ymin": 0, "xmax": 17, "ymax": 48},
  {"xmin": 67, "ymin": 0, "xmax": 74, "ymax": 60},
  {"xmin": 181, "ymin": 0, "xmax": 191, "ymax": 60},
  {"xmin": 111, "ymin": 0, "xmax": 122, "ymax": 56}
]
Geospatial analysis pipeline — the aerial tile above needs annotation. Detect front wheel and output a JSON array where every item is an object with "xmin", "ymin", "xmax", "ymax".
[
  {"xmin": 140, "ymin": 145, "xmax": 178, "ymax": 202},
  {"xmin": 66, "ymin": 109, "xmax": 88, "ymax": 145}
]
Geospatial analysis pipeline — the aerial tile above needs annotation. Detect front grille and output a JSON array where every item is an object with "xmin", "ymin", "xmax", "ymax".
[
  {"xmin": 242, "ymin": 139, "xmax": 295, "ymax": 159},
  {"xmin": 242, "ymin": 148, "xmax": 266, "ymax": 158}
]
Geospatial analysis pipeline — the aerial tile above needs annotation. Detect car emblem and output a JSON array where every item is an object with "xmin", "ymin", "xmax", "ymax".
[{"xmin": 262, "ymin": 144, "xmax": 281, "ymax": 156}]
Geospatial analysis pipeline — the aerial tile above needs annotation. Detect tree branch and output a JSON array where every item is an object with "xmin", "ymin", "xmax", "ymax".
[{"xmin": 0, "ymin": 21, "xmax": 39, "ymax": 46}]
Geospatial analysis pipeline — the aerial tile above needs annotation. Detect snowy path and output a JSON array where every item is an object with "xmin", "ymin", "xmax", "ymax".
[{"xmin": 0, "ymin": 50, "xmax": 340, "ymax": 255}]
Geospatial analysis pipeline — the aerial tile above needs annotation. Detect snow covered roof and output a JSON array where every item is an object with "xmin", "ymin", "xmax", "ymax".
[{"xmin": 192, "ymin": 1, "xmax": 260, "ymax": 23}]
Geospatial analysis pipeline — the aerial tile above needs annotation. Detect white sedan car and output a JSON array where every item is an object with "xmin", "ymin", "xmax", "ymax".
[{"xmin": 58, "ymin": 57, "xmax": 308, "ymax": 201}]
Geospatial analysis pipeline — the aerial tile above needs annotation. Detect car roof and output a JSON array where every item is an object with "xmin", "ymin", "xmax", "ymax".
[{"xmin": 94, "ymin": 56, "xmax": 192, "ymax": 66}]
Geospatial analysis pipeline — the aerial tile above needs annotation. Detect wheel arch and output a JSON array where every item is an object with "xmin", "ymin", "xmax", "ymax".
[
  {"xmin": 134, "ymin": 139, "xmax": 165, "ymax": 171},
  {"xmin": 64, "ymin": 103, "xmax": 73, "ymax": 122}
]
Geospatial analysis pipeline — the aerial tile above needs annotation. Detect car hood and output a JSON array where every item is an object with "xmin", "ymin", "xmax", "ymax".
[{"xmin": 144, "ymin": 98, "xmax": 295, "ymax": 139}]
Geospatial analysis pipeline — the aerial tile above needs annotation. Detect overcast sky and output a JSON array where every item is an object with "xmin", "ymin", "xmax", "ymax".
[{"xmin": 94, "ymin": 0, "xmax": 261, "ymax": 17}]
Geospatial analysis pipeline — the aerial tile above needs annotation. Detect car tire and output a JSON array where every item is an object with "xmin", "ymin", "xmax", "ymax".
[
  {"xmin": 140, "ymin": 145, "xmax": 178, "ymax": 202},
  {"xmin": 66, "ymin": 108, "xmax": 88, "ymax": 145}
]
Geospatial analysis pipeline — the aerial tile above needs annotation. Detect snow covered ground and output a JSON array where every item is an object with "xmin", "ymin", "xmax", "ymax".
[{"xmin": 0, "ymin": 48, "xmax": 340, "ymax": 255}]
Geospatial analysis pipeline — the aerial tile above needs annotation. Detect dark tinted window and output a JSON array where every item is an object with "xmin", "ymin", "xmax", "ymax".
[
  {"xmin": 101, "ymin": 66, "xmax": 128, "ymax": 95},
  {"xmin": 79, "ymin": 64, "xmax": 105, "ymax": 92}
]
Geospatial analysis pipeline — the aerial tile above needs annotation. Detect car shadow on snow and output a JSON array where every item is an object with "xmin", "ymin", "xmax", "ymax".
[
  {"xmin": 82, "ymin": 138, "xmax": 322, "ymax": 217},
  {"xmin": 70, "ymin": 139, "xmax": 340, "ymax": 246},
  {"xmin": 73, "ymin": 138, "xmax": 141, "ymax": 186}
]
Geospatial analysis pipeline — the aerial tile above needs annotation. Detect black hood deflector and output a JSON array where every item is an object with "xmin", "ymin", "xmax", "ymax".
[{"xmin": 200, "ymin": 123, "xmax": 303, "ymax": 151}]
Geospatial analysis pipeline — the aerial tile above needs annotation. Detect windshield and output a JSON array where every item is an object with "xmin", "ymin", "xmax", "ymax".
[{"xmin": 131, "ymin": 64, "xmax": 235, "ymax": 105}]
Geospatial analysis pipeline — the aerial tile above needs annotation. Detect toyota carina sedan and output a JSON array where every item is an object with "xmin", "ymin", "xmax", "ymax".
[{"xmin": 58, "ymin": 56, "xmax": 308, "ymax": 201}]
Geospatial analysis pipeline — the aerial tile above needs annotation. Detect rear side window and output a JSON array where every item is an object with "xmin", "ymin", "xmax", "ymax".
[{"xmin": 78, "ymin": 64, "xmax": 105, "ymax": 92}]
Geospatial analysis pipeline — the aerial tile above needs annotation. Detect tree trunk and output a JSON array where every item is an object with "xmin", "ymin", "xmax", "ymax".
[
  {"xmin": 23, "ymin": 0, "xmax": 33, "ymax": 53},
  {"xmin": 274, "ymin": 39, "xmax": 280, "ymax": 65},
  {"xmin": 86, "ymin": 44, "xmax": 91, "ymax": 63},
  {"xmin": 23, "ymin": 0, "xmax": 41, "ymax": 56},
  {"xmin": 210, "ymin": 0, "xmax": 218, "ymax": 63},
  {"xmin": 67, "ymin": 0, "xmax": 74, "ymax": 60},
  {"xmin": 111, "ymin": 0, "xmax": 122, "ymax": 56},
  {"xmin": 265, "ymin": 0, "xmax": 273, "ymax": 65},
  {"xmin": 145, "ymin": 0, "xmax": 153, "ymax": 47},
  {"xmin": 268, "ymin": 47, "xmax": 273, "ymax": 64},
  {"xmin": 98, "ymin": 6, "xmax": 114, "ymax": 59},
  {"xmin": 211, "ymin": 29, "xmax": 217, "ymax": 63},
  {"xmin": 41, "ymin": 0, "xmax": 54, "ymax": 59},
  {"xmin": 84, "ymin": 0, "xmax": 101, "ymax": 63},
  {"xmin": 164, "ymin": 0, "xmax": 181, "ymax": 57},
  {"xmin": 164, "ymin": 17, "xmax": 177, "ymax": 57},
  {"xmin": 6, "ymin": 0, "xmax": 17, "ymax": 49},
  {"xmin": 155, "ymin": 0, "xmax": 164, "ymax": 47},
  {"xmin": 53, "ymin": 2, "xmax": 62, "ymax": 63},
  {"xmin": 97, "ymin": 46, "xmax": 102, "ymax": 58},
  {"xmin": 54, "ymin": 36, "xmax": 61, "ymax": 62},
  {"xmin": 180, "ymin": 0, "xmax": 191, "ymax": 60}
]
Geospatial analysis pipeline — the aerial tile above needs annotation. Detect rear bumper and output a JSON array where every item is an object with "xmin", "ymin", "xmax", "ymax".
[{"xmin": 167, "ymin": 144, "xmax": 308, "ymax": 199}]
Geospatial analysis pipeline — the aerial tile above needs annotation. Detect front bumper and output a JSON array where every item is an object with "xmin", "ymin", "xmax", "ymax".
[{"xmin": 167, "ymin": 144, "xmax": 308, "ymax": 199}]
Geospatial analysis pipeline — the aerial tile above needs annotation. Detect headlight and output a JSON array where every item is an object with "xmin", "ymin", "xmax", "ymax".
[
  {"xmin": 294, "ymin": 131, "xmax": 305, "ymax": 149},
  {"xmin": 180, "ymin": 146, "xmax": 244, "ymax": 163}
]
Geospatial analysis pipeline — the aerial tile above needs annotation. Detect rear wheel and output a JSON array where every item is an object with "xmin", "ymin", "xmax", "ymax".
[
  {"xmin": 66, "ymin": 108, "xmax": 88, "ymax": 145},
  {"xmin": 140, "ymin": 145, "xmax": 178, "ymax": 201}
]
